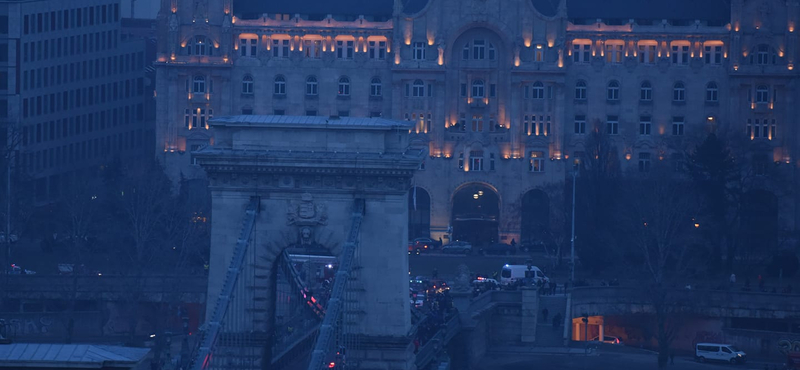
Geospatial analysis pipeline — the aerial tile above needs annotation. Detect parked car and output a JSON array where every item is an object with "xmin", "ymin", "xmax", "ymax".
[
  {"xmin": 591, "ymin": 335, "xmax": 622, "ymax": 345},
  {"xmin": 695, "ymin": 343, "xmax": 746, "ymax": 364},
  {"xmin": 411, "ymin": 237, "xmax": 442, "ymax": 251},
  {"xmin": 519, "ymin": 241, "xmax": 546, "ymax": 253},
  {"xmin": 442, "ymin": 241, "xmax": 472, "ymax": 254},
  {"xmin": 480, "ymin": 243, "xmax": 517, "ymax": 255},
  {"xmin": 408, "ymin": 242, "xmax": 421, "ymax": 255}
]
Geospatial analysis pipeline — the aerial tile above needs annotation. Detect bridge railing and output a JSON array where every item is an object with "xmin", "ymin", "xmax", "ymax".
[
  {"xmin": 415, "ymin": 314, "xmax": 460, "ymax": 369},
  {"xmin": 0, "ymin": 275, "xmax": 207, "ymax": 301}
]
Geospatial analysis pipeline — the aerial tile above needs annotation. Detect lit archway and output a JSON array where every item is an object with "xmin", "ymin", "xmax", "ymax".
[
  {"xmin": 408, "ymin": 187, "xmax": 431, "ymax": 239},
  {"xmin": 520, "ymin": 189, "xmax": 549, "ymax": 243},
  {"xmin": 451, "ymin": 183, "xmax": 499, "ymax": 246}
]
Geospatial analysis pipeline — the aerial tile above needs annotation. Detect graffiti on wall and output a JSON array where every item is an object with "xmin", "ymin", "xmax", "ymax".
[
  {"xmin": 778, "ymin": 339, "xmax": 800, "ymax": 355},
  {"xmin": 0, "ymin": 317, "xmax": 54, "ymax": 336},
  {"xmin": 692, "ymin": 330, "xmax": 724, "ymax": 347}
]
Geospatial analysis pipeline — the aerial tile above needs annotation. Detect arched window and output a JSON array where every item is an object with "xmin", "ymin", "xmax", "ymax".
[
  {"xmin": 192, "ymin": 75, "xmax": 206, "ymax": 93},
  {"xmin": 370, "ymin": 77, "xmax": 382, "ymax": 96},
  {"xmin": 673, "ymin": 82, "xmax": 685, "ymax": 101},
  {"xmin": 192, "ymin": 36, "xmax": 211, "ymax": 56},
  {"xmin": 756, "ymin": 85, "xmax": 769, "ymax": 103},
  {"xmin": 706, "ymin": 82, "xmax": 718, "ymax": 102},
  {"xmin": 412, "ymin": 79, "xmax": 425, "ymax": 97},
  {"xmin": 532, "ymin": 81, "xmax": 544, "ymax": 99},
  {"xmin": 274, "ymin": 75, "xmax": 286, "ymax": 95},
  {"xmin": 306, "ymin": 76, "xmax": 318, "ymax": 95},
  {"xmin": 242, "ymin": 75, "xmax": 253, "ymax": 94},
  {"xmin": 575, "ymin": 80, "xmax": 587, "ymax": 100},
  {"xmin": 640, "ymin": 81, "xmax": 652, "ymax": 101},
  {"xmin": 338, "ymin": 76, "xmax": 350, "ymax": 96},
  {"xmin": 607, "ymin": 80, "xmax": 620, "ymax": 100},
  {"xmin": 471, "ymin": 80, "xmax": 485, "ymax": 98}
]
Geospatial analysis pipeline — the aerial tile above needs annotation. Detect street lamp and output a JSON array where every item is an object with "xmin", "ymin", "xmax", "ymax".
[{"xmin": 570, "ymin": 166, "xmax": 578, "ymax": 284}]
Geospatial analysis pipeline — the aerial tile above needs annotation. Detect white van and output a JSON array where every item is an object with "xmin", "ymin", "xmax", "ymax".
[
  {"xmin": 499, "ymin": 265, "xmax": 548, "ymax": 286},
  {"xmin": 695, "ymin": 343, "xmax": 747, "ymax": 364}
]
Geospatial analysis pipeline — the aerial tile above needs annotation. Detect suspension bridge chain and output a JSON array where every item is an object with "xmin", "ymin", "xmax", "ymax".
[
  {"xmin": 190, "ymin": 197, "xmax": 261, "ymax": 370},
  {"xmin": 306, "ymin": 199, "xmax": 365, "ymax": 370}
]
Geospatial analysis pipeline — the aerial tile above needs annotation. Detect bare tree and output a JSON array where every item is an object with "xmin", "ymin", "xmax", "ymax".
[{"xmin": 618, "ymin": 169, "xmax": 700, "ymax": 368}]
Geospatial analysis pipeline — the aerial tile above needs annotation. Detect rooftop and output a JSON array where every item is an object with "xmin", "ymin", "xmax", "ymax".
[
  {"xmin": 0, "ymin": 343, "xmax": 150, "ymax": 368},
  {"xmin": 231, "ymin": 0, "xmax": 730, "ymax": 22},
  {"xmin": 210, "ymin": 115, "xmax": 413, "ymax": 130}
]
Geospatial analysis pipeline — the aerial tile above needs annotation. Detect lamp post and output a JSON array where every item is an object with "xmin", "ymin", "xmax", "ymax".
[{"xmin": 570, "ymin": 167, "xmax": 578, "ymax": 284}]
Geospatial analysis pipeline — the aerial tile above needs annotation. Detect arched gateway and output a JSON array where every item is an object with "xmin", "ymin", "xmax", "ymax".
[{"xmin": 194, "ymin": 115, "xmax": 422, "ymax": 370}]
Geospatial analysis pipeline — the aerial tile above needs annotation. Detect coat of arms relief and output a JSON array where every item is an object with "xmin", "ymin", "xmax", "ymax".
[{"xmin": 287, "ymin": 193, "xmax": 328, "ymax": 247}]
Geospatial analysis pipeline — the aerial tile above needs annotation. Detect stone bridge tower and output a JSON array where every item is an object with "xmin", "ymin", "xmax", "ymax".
[{"xmin": 195, "ymin": 115, "xmax": 423, "ymax": 369}]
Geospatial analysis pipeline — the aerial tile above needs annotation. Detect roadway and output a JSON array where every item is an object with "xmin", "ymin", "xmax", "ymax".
[
  {"xmin": 476, "ymin": 350, "xmax": 784, "ymax": 370},
  {"xmin": 408, "ymin": 251, "xmax": 568, "ymax": 282}
]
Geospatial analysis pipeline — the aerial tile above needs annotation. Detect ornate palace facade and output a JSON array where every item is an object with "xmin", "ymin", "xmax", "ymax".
[{"xmin": 154, "ymin": 0, "xmax": 799, "ymax": 244}]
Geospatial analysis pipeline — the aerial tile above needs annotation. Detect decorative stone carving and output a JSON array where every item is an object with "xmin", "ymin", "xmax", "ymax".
[
  {"xmin": 222, "ymin": 14, "xmax": 232, "ymax": 32},
  {"xmin": 287, "ymin": 193, "xmax": 328, "ymax": 226},
  {"xmin": 168, "ymin": 13, "xmax": 179, "ymax": 31},
  {"xmin": 193, "ymin": 0, "xmax": 207, "ymax": 21}
]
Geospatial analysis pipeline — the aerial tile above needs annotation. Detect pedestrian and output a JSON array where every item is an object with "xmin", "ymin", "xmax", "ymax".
[
  {"xmin": 543, "ymin": 280, "xmax": 550, "ymax": 295},
  {"xmin": 551, "ymin": 280, "xmax": 557, "ymax": 295},
  {"xmin": 729, "ymin": 273, "xmax": 736, "ymax": 287},
  {"xmin": 542, "ymin": 308, "xmax": 549, "ymax": 323},
  {"xmin": 510, "ymin": 238, "xmax": 516, "ymax": 247},
  {"xmin": 669, "ymin": 351, "xmax": 675, "ymax": 365}
]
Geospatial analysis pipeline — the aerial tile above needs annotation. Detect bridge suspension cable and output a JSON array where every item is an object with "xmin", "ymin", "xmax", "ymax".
[
  {"xmin": 306, "ymin": 199, "xmax": 365, "ymax": 370},
  {"xmin": 190, "ymin": 196, "xmax": 261, "ymax": 370}
]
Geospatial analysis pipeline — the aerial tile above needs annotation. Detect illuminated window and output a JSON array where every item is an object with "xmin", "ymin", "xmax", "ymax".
[
  {"xmin": 191, "ymin": 36, "xmax": 211, "ymax": 56},
  {"xmin": 239, "ymin": 37, "xmax": 257, "ymax": 57},
  {"xmin": 242, "ymin": 75, "xmax": 253, "ymax": 94},
  {"xmin": 671, "ymin": 43, "xmax": 689, "ymax": 65},
  {"xmin": 638, "ymin": 42, "xmax": 656, "ymax": 64},
  {"xmin": 607, "ymin": 81, "xmax": 619, "ymax": 100},
  {"xmin": 471, "ymin": 80, "xmax": 484, "ymax": 98},
  {"xmin": 605, "ymin": 42, "xmax": 623, "ymax": 64},
  {"xmin": 640, "ymin": 81, "xmax": 652, "ymax": 101},
  {"xmin": 470, "ymin": 150, "xmax": 484, "ymax": 171},
  {"xmin": 412, "ymin": 42, "xmax": 426, "ymax": 60},
  {"xmin": 672, "ymin": 116, "xmax": 684, "ymax": 135},
  {"xmin": 273, "ymin": 75, "xmax": 286, "ymax": 95},
  {"xmin": 368, "ymin": 40, "xmax": 386, "ymax": 60},
  {"xmin": 606, "ymin": 115, "xmax": 618, "ymax": 135},
  {"xmin": 575, "ymin": 80, "xmax": 587, "ymax": 100},
  {"xmin": 574, "ymin": 115, "xmax": 586, "ymax": 134},
  {"xmin": 638, "ymin": 152, "xmax": 651, "ymax": 172},
  {"xmin": 370, "ymin": 77, "xmax": 382, "ymax": 96},
  {"xmin": 306, "ymin": 76, "xmax": 318, "ymax": 95},
  {"xmin": 338, "ymin": 76, "xmax": 350, "ymax": 95},
  {"xmin": 532, "ymin": 81, "xmax": 544, "ymax": 99},
  {"xmin": 272, "ymin": 38, "xmax": 289, "ymax": 58},
  {"xmin": 192, "ymin": 75, "xmax": 205, "ymax": 93},
  {"xmin": 673, "ymin": 82, "xmax": 685, "ymax": 101},
  {"xmin": 304, "ymin": 39, "xmax": 321, "ymax": 58},
  {"xmin": 529, "ymin": 151, "xmax": 544, "ymax": 172},
  {"xmin": 337, "ymin": 40, "xmax": 354, "ymax": 60},
  {"xmin": 704, "ymin": 44, "xmax": 723, "ymax": 64},
  {"xmin": 639, "ymin": 115, "xmax": 651, "ymax": 135},
  {"xmin": 706, "ymin": 82, "xmax": 718, "ymax": 102},
  {"xmin": 573, "ymin": 40, "xmax": 591, "ymax": 63},
  {"xmin": 756, "ymin": 85, "xmax": 769, "ymax": 103},
  {"xmin": 412, "ymin": 79, "xmax": 425, "ymax": 97},
  {"xmin": 471, "ymin": 114, "xmax": 483, "ymax": 132}
]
